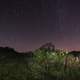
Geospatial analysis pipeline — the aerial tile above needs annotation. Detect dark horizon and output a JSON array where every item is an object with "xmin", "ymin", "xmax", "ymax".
[{"xmin": 0, "ymin": 0, "xmax": 80, "ymax": 52}]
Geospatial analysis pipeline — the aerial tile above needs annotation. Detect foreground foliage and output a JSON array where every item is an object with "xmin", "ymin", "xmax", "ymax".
[{"xmin": 0, "ymin": 48, "xmax": 80, "ymax": 80}]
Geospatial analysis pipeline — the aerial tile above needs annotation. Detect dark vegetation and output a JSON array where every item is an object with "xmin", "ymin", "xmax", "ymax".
[
  {"xmin": 0, "ymin": 43, "xmax": 80, "ymax": 80},
  {"xmin": 0, "ymin": 47, "xmax": 33, "ymax": 63}
]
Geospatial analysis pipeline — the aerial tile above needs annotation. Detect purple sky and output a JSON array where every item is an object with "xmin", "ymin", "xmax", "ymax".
[{"xmin": 0, "ymin": 0, "xmax": 80, "ymax": 52}]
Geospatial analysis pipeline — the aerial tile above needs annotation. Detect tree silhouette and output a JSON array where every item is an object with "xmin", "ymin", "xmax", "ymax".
[{"xmin": 39, "ymin": 42, "xmax": 55, "ymax": 52}]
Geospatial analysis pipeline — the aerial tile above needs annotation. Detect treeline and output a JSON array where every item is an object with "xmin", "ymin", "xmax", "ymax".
[{"xmin": 0, "ymin": 47, "xmax": 33, "ymax": 63}]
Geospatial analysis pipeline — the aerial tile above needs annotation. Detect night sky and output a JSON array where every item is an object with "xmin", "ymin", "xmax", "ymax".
[{"xmin": 0, "ymin": 0, "xmax": 80, "ymax": 52}]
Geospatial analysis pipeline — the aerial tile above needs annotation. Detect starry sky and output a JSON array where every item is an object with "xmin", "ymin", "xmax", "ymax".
[{"xmin": 0, "ymin": 0, "xmax": 80, "ymax": 52}]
